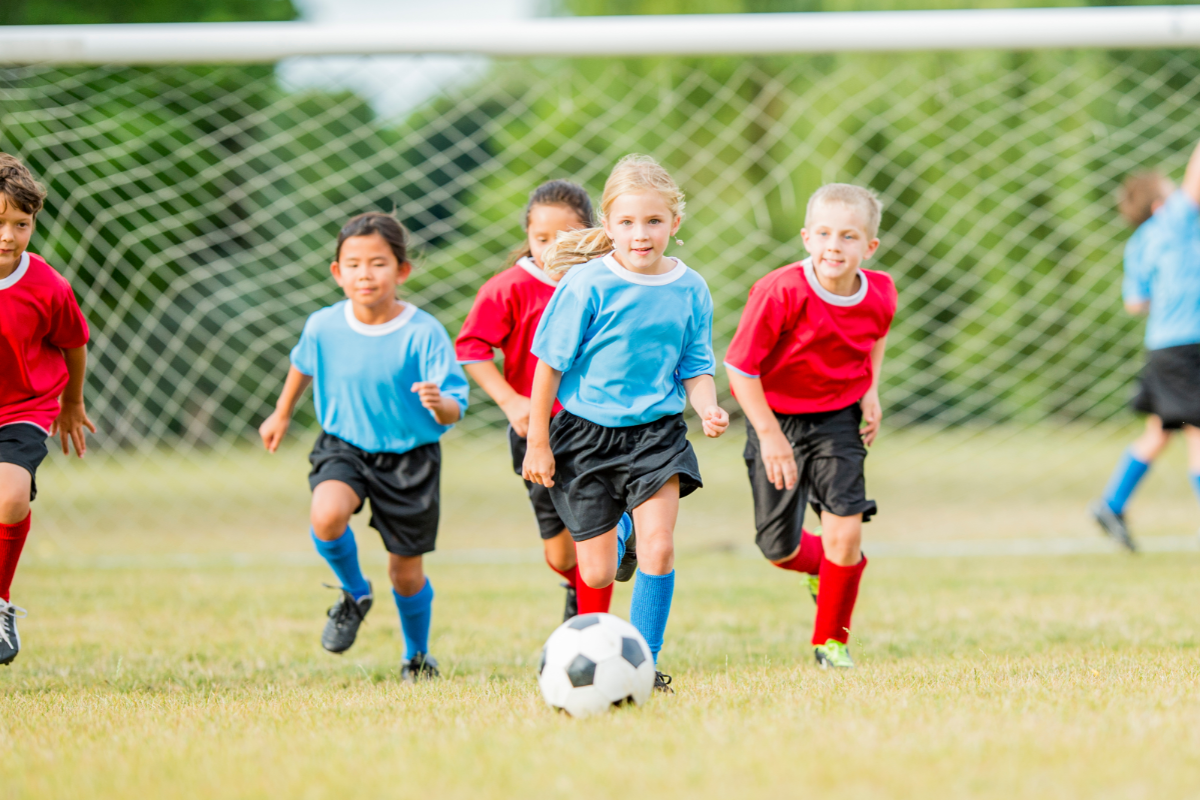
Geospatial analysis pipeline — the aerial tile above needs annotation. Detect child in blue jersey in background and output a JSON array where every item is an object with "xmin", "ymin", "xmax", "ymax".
[
  {"xmin": 260, "ymin": 212, "xmax": 469, "ymax": 681},
  {"xmin": 1091, "ymin": 141, "xmax": 1200, "ymax": 551},
  {"xmin": 524, "ymin": 155, "xmax": 730, "ymax": 693}
]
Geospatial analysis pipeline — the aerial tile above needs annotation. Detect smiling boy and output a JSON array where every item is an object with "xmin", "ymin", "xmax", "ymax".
[
  {"xmin": 0, "ymin": 153, "xmax": 94, "ymax": 666},
  {"xmin": 725, "ymin": 183, "xmax": 896, "ymax": 669}
]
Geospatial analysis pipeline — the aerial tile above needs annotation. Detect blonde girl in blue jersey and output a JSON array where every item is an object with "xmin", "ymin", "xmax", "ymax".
[{"xmin": 523, "ymin": 155, "xmax": 729, "ymax": 692}]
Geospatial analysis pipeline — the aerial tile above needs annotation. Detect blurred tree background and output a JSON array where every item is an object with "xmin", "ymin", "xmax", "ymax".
[{"xmin": 3, "ymin": 0, "xmax": 1199, "ymax": 446}]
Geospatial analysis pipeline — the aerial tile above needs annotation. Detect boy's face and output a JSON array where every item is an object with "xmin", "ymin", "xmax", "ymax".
[
  {"xmin": 528, "ymin": 204, "xmax": 586, "ymax": 276},
  {"xmin": 330, "ymin": 233, "xmax": 410, "ymax": 310},
  {"xmin": 603, "ymin": 190, "xmax": 681, "ymax": 273},
  {"xmin": 801, "ymin": 201, "xmax": 880, "ymax": 285},
  {"xmin": 0, "ymin": 194, "xmax": 35, "ymax": 278}
]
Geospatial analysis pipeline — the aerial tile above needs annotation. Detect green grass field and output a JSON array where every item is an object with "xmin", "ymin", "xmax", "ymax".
[{"xmin": 5, "ymin": 428, "xmax": 1200, "ymax": 798}]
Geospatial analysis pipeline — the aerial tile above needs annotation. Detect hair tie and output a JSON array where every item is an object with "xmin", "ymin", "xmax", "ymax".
[{"xmin": 675, "ymin": 238, "xmax": 685, "ymax": 247}]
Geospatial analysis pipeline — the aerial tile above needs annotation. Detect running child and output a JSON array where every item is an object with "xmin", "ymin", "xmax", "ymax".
[
  {"xmin": 1090, "ymin": 142, "xmax": 1200, "ymax": 551},
  {"xmin": 523, "ymin": 155, "xmax": 729, "ymax": 692},
  {"xmin": 726, "ymin": 183, "xmax": 896, "ymax": 670},
  {"xmin": 259, "ymin": 212, "xmax": 469, "ymax": 682},
  {"xmin": 0, "ymin": 153, "xmax": 95, "ymax": 666},
  {"xmin": 456, "ymin": 180, "xmax": 627, "ymax": 621}
]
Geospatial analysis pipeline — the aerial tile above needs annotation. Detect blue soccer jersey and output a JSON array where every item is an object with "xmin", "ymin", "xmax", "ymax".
[
  {"xmin": 531, "ymin": 254, "xmax": 716, "ymax": 428},
  {"xmin": 290, "ymin": 300, "xmax": 469, "ymax": 453},
  {"xmin": 1122, "ymin": 190, "xmax": 1200, "ymax": 350}
]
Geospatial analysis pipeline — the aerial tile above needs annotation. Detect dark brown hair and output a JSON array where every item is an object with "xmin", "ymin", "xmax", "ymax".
[
  {"xmin": 1119, "ymin": 171, "xmax": 1173, "ymax": 227},
  {"xmin": 507, "ymin": 180, "xmax": 595, "ymax": 266},
  {"xmin": 336, "ymin": 211, "xmax": 409, "ymax": 265},
  {"xmin": 0, "ymin": 153, "xmax": 47, "ymax": 218}
]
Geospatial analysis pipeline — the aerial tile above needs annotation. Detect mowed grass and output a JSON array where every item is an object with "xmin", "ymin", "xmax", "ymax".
[{"xmin": 5, "ymin": 428, "xmax": 1200, "ymax": 798}]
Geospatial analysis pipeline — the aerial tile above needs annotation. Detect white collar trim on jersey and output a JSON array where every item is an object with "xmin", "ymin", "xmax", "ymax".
[
  {"xmin": 0, "ymin": 252, "xmax": 30, "ymax": 291},
  {"xmin": 802, "ymin": 257, "xmax": 868, "ymax": 307},
  {"xmin": 516, "ymin": 256, "xmax": 558, "ymax": 287},
  {"xmin": 343, "ymin": 300, "xmax": 417, "ymax": 336},
  {"xmin": 602, "ymin": 252, "xmax": 688, "ymax": 286}
]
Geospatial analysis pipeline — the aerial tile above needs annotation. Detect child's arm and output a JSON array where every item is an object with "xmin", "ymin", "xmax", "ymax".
[
  {"xmin": 1183, "ymin": 140, "xmax": 1200, "ymax": 205},
  {"xmin": 463, "ymin": 361, "xmax": 531, "ymax": 438},
  {"xmin": 727, "ymin": 372, "xmax": 796, "ymax": 491},
  {"xmin": 49, "ymin": 345, "xmax": 97, "ymax": 457},
  {"xmin": 411, "ymin": 381, "xmax": 462, "ymax": 425},
  {"xmin": 259, "ymin": 366, "xmax": 313, "ymax": 453},
  {"xmin": 522, "ymin": 360, "xmax": 562, "ymax": 487},
  {"xmin": 860, "ymin": 335, "xmax": 888, "ymax": 447},
  {"xmin": 682, "ymin": 374, "xmax": 729, "ymax": 438}
]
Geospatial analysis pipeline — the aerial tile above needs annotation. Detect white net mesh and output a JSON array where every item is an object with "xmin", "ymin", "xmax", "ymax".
[{"xmin": 3, "ymin": 48, "xmax": 1199, "ymax": 542}]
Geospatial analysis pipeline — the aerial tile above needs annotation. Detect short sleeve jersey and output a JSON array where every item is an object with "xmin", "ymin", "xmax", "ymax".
[
  {"xmin": 531, "ymin": 254, "xmax": 716, "ymax": 428},
  {"xmin": 0, "ymin": 252, "xmax": 91, "ymax": 432},
  {"xmin": 1121, "ymin": 190, "xmax": 1200, "ymax": 350},
  {"xmin": 290, "ymin": 300, "xmax": 470, "ymax": 454},
  {"xmin": 725, "ymin": 258, "xmax": 897, "ymax": 415},
  {"xmin": 455, "ymin": 257, "xmax": 562, "ymax": 414}
]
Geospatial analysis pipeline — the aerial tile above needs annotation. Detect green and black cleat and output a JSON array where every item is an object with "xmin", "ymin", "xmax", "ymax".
[{"xmin": 814, "ymin": 639, "xmax": 854, "ymax": 669}]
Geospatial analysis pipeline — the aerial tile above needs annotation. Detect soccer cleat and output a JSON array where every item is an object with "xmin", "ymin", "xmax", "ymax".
[
  {"xmin": 814, "ymin": 639, "xmax": 855, "ymax": 669},
  {"xmin": 400, "ymin": 652, "xmax": 440, "ymax": 683},
  {"xmin": 321, "ymin": 582, "xmax": 373, "ymax": 654},
  {"xmin": 1089, "ymin": 500, "xmax": 1138, "ymax": 553},
  {"xmin": 803, "ymin": 573, "xmax": 820, "ymax": 605},
  {"xmin": 615, "ymin": 526, "xmax": 637, "ymax": 583},
  {"xmin": 653, "ymin": 670, "xmax": 674, "ymax": 694},
  {"xmin": 562, "ymin": 581, "xmax": 578, "ymax": 622},
  {"xmin": 0, "ymin": 599, "xmax": 26, "ymax": 666}
]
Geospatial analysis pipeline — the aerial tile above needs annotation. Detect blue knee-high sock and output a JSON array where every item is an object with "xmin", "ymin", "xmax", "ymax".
[
  {"xmin": 393, "ymin": 579, "xmax": 434, "ymax": 659},
  {"xmin": 312, "ymin": 528, "xmax": 371, "ymax": 600},
  {"xmin": 1190, "ymin": 472, "xmax": 1200, "ymax": 506},
  {"xmin": 1102, "ymin": 448, "xmax": 1151, "ymax": 515},
  {"xmin": 616, "ymin": 513, "xmax": 633, "ymax": 563},
  {"xmin": 630, "ymin": 569, "xmax": 674, "ymax": 664}
]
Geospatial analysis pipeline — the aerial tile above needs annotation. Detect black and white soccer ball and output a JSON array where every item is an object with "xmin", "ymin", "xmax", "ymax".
[{"xmin": 538, "ymin": 612, "xmax": 656, "ymax": 717}]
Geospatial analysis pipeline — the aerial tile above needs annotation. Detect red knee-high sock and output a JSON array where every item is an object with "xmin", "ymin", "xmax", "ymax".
[
  {"xmin": 545, "ymin": 556, "xmax": 577, "ymax": 587},
  {"xmin": 773, "ymin": 529, "xmax": 822, "ymax": 574},
  {"xmin": 0, "ymin": 512, "xmax": 31, "ymax": 603},
  {"xmin": 812, "ymin": 554, "xmax": 867, "ymax": 645},
  {"xmin": 576, "ymin": 577, "xmax": 614, "ymax": 615}
]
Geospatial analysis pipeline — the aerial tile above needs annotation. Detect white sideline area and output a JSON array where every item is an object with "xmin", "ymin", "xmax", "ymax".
[{"xmin": 2, "ymin": 6, "xmax": 1200, "ymax": 64}]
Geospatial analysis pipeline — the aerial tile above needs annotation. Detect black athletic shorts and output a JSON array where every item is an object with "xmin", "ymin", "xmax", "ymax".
[
  {"xmin": 0, "ymin": 423, "xmax": 49, "ymax": 502},
  {"xmin": 547, "ymin": 410, "xmax": 702, "ymax": 542},
  {"xmin": 308, "ymin": 431, "xmax": 440, "ymax": 557},
  {"xmin": 509, "ymin": 426, "xmax": 567, "ymax": 540},
  {"xmin": 745, "ymin": 403, "xmax": 876, "ymax": 562},
  {"xmin": 1132, "ymin": 343, "xmax": 1200, "ymax": 430}
]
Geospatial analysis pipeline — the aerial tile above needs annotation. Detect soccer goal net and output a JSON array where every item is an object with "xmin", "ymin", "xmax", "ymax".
[{"xmin": 3, "ymin": 10, "xmax": 1199, "ymax": 543}]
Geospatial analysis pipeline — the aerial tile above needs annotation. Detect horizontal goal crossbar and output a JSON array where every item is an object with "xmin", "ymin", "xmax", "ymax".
[{"xmin": 3, "ymin": 6, "xmax": 1200, "ymax": 64}]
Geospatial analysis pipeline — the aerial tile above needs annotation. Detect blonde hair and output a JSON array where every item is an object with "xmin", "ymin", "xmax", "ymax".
[
  {"xmin": 1118, "ymin": 171, "xmax": 1173, "ymax": 228},
  {"xmin": 542, "ymin": 154, "xmax": 685, "ymax": 277},
  {"xmin": 805, "ymin": 183, "xmax": 884, "ymax": 239}
]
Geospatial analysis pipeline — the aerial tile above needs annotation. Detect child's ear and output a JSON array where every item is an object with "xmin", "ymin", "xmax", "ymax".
[
  {"xmin": 397, "ymin": 261, "xmax": 413, "ymax": 282},
  {"xmin": 800, "ymin": 228, "xmax": 814, "ymax": 254},
  {"xmin": 864, "ymin": 238, "xmax": 881, "ymax": 259},
  {"xmin": 670, "ymin": 215, "xmax": 683, "ymax": 236},
  {"xmin": 330, "ymin": 261, "xmax": 342, "ymax": 281}
]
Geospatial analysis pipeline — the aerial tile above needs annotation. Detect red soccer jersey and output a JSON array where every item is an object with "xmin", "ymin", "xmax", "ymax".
[
  {"xmin": 456, "ymin": 257, "xmax": 562, "ymax": 413},
  {"xmin": 0, "ymin": 252, "xmax": 90, "ymax": 432},
  {"xmin": 725, "ymin": 258, "xmax": 896, "ymax": 415}
]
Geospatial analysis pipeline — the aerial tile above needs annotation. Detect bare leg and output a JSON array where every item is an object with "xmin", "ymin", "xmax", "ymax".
[
  {"xmin": 1131, "ymin": 415, "xmax": 1173, "ymax": 462},
  {"xmin": 309, "ymin": 480, "xmax": 359, "ymax": 541},
  {"xmin": 388, "ymin": 553, "xmax": 425, "ymax": 596},
  {"xmin": 632, "ymin": 476, "xmax": 680, "ymax": 576},
  {"xmin": 819, "ymin": 510, "xmax": 862, "ymax": 566},
  {"xmin": 543, "ymin": 528, "xmax": 577, "ymax": 573},
  {"xmin": 0, "ymin": 465, "xmax": 32, "ymax": 525}
]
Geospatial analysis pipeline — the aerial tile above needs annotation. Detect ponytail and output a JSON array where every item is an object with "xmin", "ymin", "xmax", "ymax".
[{"xmin": 541, "ymin": 227, "xmax": 613, "ymax": 278}]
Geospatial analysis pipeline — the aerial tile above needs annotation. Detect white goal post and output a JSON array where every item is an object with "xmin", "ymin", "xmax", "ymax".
[{"xmin": 2, "ymin": 6, "xmax": 1200, "ymax": 64}]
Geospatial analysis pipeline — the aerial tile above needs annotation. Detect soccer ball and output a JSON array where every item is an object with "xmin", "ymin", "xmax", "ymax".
[{"xmin": 538, "ymin": 612, "xmax": 656, "ymax": 717}]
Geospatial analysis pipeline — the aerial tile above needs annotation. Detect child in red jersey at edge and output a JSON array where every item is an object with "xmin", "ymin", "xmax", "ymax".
[
  {"xmin": 725, "ymin": 183, "xmax": 896, "ymax": 669},
  {"xmin": 0, "ymin": 153, "xmax": 94, "ymax": 666},
  {"xmin": 457, "ymin": 180, "xmax": 622, "ymax": 621}
]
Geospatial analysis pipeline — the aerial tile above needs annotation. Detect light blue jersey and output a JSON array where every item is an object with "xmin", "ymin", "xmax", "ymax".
[
  {"xmin": 1122, "ymin": 190, "xmax": 1200, "ymax": 350},
  {"xmin": 531, "ymin": 254, "xmax": 716, "ymax": 428},
  {"xmin": 290, "ymin": 300, "xmax": 469, "ymax": 453}
]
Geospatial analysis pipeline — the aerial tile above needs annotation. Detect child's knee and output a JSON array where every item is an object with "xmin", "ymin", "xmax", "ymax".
[
  {"xmin": 577, "ymin": 559, "xmax": 615, "ymax": 590},
  {"xmin": 637, "ymin": 530, "xmax": 675, "ymax": 574},
  {"xmin": 543, "ymin": 530, "xmax": 577, "ymax": 572},
  {"xmin": 388, "ymin": 555, "xmax": 425, "ymax": 595},
  {"xmin": 0, "ymin": 471, "xmax": 31, "ymax": 525}
]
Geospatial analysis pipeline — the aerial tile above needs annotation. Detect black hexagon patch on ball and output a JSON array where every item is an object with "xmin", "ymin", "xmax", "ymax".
[
  {"xmin": 567, "ymin": 614, "xmax": 601, "ymax": 630},
  {"xmin": 567, "ymin": 654, "xmax": 597, "ymax": 687},
  {"xmin": 621, "ymin": 636, "xmax": 646, "ymax": 668}
]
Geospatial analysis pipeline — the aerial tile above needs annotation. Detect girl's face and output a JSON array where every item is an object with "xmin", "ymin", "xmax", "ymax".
[
  {"xmin": 330, "ymin": 232, "xmax": 410, "ymax": 310},
  {"xmin": 527, "ymin": 204, "xmax": 588, "ymax": 273},
  {"xmin": 602, "ymin": 190, "xmax": 681, "ymax": 274}
]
